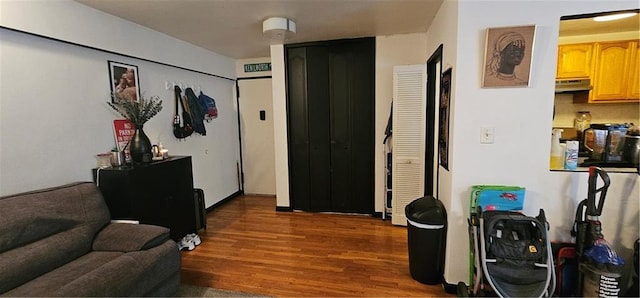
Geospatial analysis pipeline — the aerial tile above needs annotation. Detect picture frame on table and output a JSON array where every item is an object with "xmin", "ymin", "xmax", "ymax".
[
  {"xmin": 108, "ymin": 61, "xmax": 140, "ymax": 102},
  {"xmin": 482, "ymin": 25, "xmax": 536, "ymax": 88}
]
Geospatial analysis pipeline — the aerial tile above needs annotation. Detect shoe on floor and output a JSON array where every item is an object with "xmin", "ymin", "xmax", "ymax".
[
  {"xmin": 178, "ymin": 237, "xmax": 195, "ymax": 251},
  {"xmin": 185, "ymin": 233, "xmax": 201, "ymax": 246}
]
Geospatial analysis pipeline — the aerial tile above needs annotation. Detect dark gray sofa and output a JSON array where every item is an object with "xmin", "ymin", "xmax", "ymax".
[{"xmin": 0, "ymin": 182, "xmax": 181, "ymax": 296}]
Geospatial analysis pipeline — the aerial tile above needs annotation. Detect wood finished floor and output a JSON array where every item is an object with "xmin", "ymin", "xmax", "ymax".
[{"xmin": 180, "ymin": 195, "xmax": 453, "ymax": 297}]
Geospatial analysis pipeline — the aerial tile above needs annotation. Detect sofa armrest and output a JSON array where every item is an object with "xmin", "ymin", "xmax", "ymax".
[{"xmin": 92, "ymin": 223, "xmax": 171, "ymax": 252}]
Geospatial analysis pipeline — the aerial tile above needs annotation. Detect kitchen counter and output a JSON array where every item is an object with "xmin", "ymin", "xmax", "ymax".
[
  {"xmin": 551, "ymin": 157, "xmax": 640, "ymax": 174},
  {"xmin": 552, "ymin": 167, "xmax": 639, "ymax": 174}
]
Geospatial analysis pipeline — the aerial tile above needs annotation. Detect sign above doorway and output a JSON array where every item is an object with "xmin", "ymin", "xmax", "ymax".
[{"xmin": 244, "ymin": 63, "xmax": 272, "ymax": 73}]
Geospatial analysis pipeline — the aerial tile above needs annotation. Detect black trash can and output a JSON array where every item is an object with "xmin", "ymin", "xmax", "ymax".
[{"xmin": 405, "ymin": 196, "xmax": 447, "ymax": 285}]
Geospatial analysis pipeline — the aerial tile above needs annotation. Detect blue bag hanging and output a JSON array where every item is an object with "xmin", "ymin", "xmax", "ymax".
[{"xmin": 198, "ymin": 91, "xmax": 218, "ymax": 121}]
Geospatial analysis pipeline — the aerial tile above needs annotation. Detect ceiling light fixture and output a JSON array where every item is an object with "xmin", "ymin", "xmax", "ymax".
[
  {"xmin": 593, "ymin": 12, "xmax": 637, "ymax": 22},
  {"xmin": 263, "ymin": 17, "xmax": 296, "ymax": 40}
]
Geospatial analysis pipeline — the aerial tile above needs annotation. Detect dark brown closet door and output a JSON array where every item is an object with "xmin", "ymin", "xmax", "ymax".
[{"xmin": 286, "ymin": 37, "xmax": 374, "ymax": 214}]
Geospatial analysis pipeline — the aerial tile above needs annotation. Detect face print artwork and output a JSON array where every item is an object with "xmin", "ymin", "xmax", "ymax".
[
  {"xmin": 482, "ymin": 25, "xmax": 536, "ymax": 88},
  {"xmin": 108, "ymin": 61, "xmax": 141, "ymax": 102}
]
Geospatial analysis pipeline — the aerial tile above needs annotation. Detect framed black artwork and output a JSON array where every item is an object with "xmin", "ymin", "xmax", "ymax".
[{"xmin": 439, "ymin": 67, "xmax": 452, "ymax": 171}]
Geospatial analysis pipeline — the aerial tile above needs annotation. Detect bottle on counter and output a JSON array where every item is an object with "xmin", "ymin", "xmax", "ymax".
[
  {"xmin": 550, "ymin": 129, "xmax": 564, "ymax": 170},
  {"xmin": 565, "ymin": 140, "xmax": 579, "ymax": 170}
]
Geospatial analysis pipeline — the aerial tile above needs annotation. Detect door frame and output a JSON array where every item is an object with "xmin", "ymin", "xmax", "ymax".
[
  {"xmin": 425, "ymin": 44, "xmax": 443, "ymax": 197},
  {"xmin": 284, "ymin": 38, "xmax": 376, "ymax": 214},
  {"xmin": 235, "ymin": 76, "xmax": 272, "ymax": 194}
]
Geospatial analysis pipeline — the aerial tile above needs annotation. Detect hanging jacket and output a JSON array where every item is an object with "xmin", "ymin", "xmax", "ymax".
[{"xmin": 185, "ymin": 87, "xmax": 206, "ymax": 135}]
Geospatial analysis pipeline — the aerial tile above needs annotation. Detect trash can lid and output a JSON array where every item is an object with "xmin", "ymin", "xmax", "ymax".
[{"xmin": 405, "ymin": 196, "xmax": 446, "ymax": 225}]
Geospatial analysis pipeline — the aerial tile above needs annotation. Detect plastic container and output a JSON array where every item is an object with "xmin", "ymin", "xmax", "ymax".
[
  {"xmin": 110, "ymin": 151, "xmax": 125, "ymax": 166},
  {"xmin": 96, "ymin": 153, "xmax": 112, "ymax": 168},
  {"xmin": 565, "ymin": 141, "xmax": 579, "ymax": 170},
  {"xmin": 550, "ymin": 129, "xmax": 564, "ymax": 170},
  {"xmin": 405, "ymin": 196, "xmax": 447, "ymax": 285},
  {"xmin": 574, "ymin": 111, "xmax": 592, "ymax": 135}
]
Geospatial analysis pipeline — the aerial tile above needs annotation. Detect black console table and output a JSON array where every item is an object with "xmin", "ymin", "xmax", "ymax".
[{"xmin": 92, "ymin": 156, "xmax": 196, "ymax": 241}]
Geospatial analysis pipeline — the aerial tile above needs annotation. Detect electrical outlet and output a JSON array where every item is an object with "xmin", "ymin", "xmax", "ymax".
[{"xmin": 480, "ymin": 127, "xmax": 495, "ymax": 144}]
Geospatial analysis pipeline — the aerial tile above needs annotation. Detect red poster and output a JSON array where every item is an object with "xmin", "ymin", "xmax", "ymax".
[{"xmin": 113, "ymin": 120, "xmax": 135, "ymax": 161}]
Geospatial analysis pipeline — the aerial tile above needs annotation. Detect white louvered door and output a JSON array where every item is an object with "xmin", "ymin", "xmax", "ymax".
[{"xmin": 391, "ymin": 65, "xmax": 427, "ymax": 226}]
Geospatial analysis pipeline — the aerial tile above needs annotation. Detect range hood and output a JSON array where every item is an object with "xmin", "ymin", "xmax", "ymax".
[{"xmin": 555, "ymin": 78, "xmax": 591, "ymax": 93}]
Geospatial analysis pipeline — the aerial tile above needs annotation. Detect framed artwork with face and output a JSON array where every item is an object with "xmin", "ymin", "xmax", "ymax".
[
  {"xmin": 482, "ymin": 25, "xmax": 536, "ymax": 88},
  {"xmin": 108, "ymin": 61, "xmax": 140, "ymax": 102}
]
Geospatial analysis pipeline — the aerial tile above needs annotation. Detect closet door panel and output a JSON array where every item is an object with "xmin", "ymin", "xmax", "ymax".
[
  {"xmin": 329, "ymin": 47, "xmax": 352, "ymax": 211},
  {"xmin": 306, "ymin": 46, "xmax": 332, "ymax": 211},
  {"xmin": 287, "ymin": 47, "xmax": 311, "ymax": 210},
  {"xmin": 348, "ymin": 40, "xmax": 375, "ymax": 213}
]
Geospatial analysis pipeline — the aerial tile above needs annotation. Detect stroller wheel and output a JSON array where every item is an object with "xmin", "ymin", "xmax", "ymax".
[{"xmin": 456, "ymin": 282, "xmax": 469, "ymax": 297}]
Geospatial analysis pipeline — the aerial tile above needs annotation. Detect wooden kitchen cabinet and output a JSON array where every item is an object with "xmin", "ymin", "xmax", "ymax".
[
  {"xmin": 560, "ymin": 40, "xmax": 640, "ymax": 103},
  {"xmin": 92, "ymin": 156, "xmax": 196, "ymax": 241},
  {"xmin": 627, "ymin": 41, "xmax": 640, "ymax": 100},
  {"xmin": 557, "ymin": 43, "xmax": 593, "ymax": 79},
  {"xmin": 591, "ymin": 41, "xmax": 634, "ymax": 102}
]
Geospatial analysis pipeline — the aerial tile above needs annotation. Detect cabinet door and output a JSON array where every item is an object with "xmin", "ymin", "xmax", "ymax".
[
  {"xmin": 627, "ymin": 41, "xmax": 640, "ymax": 100},
  {"xmin": 591, "ymin": 41, "xmax": 633, "ymax": 101},
  {"xmin": 557, "ymin": 43, "xmax": 593, "ymax": 78}
]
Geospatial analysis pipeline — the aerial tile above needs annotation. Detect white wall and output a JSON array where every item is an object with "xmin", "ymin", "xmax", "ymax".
[
  {"xmin": 270, "ymin": 45, "xmax": 290, "ymax": 208},
  {"xmin": 429, "ymin": 0, "xmax": 640, "ymax": 285},
  {"xmin": 424, "ymin": 0, "xmax": 461, "ymax": 284},
  {"xmin": 0, "ymin": 1, "xmax": 240, "ymax": 208},
  {"xmin": 554, "ymin": 94, "xmax": 639, "ymax": 127},
  {"xmin": 0, "ymin": 0, "xmax": 234, "ymax": 79}
]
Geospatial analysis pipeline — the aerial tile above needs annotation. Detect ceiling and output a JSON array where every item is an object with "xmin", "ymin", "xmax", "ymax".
[
  {"xmin": 75, "ymin": 0, "xmax": 444, "ymax": 59},
  {"xmin": 559, "ymin": 11, "xmax": 640, "ymax": 37}
]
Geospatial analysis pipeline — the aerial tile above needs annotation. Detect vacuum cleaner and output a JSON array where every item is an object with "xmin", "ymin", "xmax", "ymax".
[{"xmin": 572, "ymin": 166, "xmax": 625, "ymax": 297}]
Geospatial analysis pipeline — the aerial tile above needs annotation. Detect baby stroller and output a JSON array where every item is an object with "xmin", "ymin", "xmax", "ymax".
[{"xmin": 458, "ymin": 186, "xmax": 556, "ymax": 297}]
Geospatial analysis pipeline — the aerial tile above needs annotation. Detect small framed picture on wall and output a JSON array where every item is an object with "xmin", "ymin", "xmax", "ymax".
[
  {"xmin": 482, "ymin": 25, "xmax": 536, "ymax": 88},
  {"xmin": 108, "ymin": 61, "xmax": 140, "ymax": 102}
]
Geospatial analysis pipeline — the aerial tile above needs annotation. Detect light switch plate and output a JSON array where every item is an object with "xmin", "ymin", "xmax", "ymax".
[{"xmin": 481, "ymin": 127, "xmax": 495, "ymax": 144}]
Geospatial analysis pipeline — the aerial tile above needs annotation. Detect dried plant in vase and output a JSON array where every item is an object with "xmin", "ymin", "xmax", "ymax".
[
  {"xmin": 108, "ymin": 93, "xmax": 163, "ymax": 129},
  {"xmin": 107, "ymin": 93, "xmax": 163, "ymax": 163}
]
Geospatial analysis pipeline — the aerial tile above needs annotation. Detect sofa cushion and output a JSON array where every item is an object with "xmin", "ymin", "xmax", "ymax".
[
  {"xmin": 3, "ymin": 240, "xmax": 180, "ymax": 297},
  {"xmin": 0, "ymin": 182, "xmax": 110, "ymax": 293},
  {"xmin": 92, "ymin": 223, "xmax": 171, "ymax": 252}
]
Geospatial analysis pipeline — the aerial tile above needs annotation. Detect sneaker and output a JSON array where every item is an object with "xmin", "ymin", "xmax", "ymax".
[
  {"xmin": 178, "ymin": 237, "xmax": 195, "ymax": 251},
  {"xmin": 185, "ymin": 233, "xmax": 202, "ymax": 246}
]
